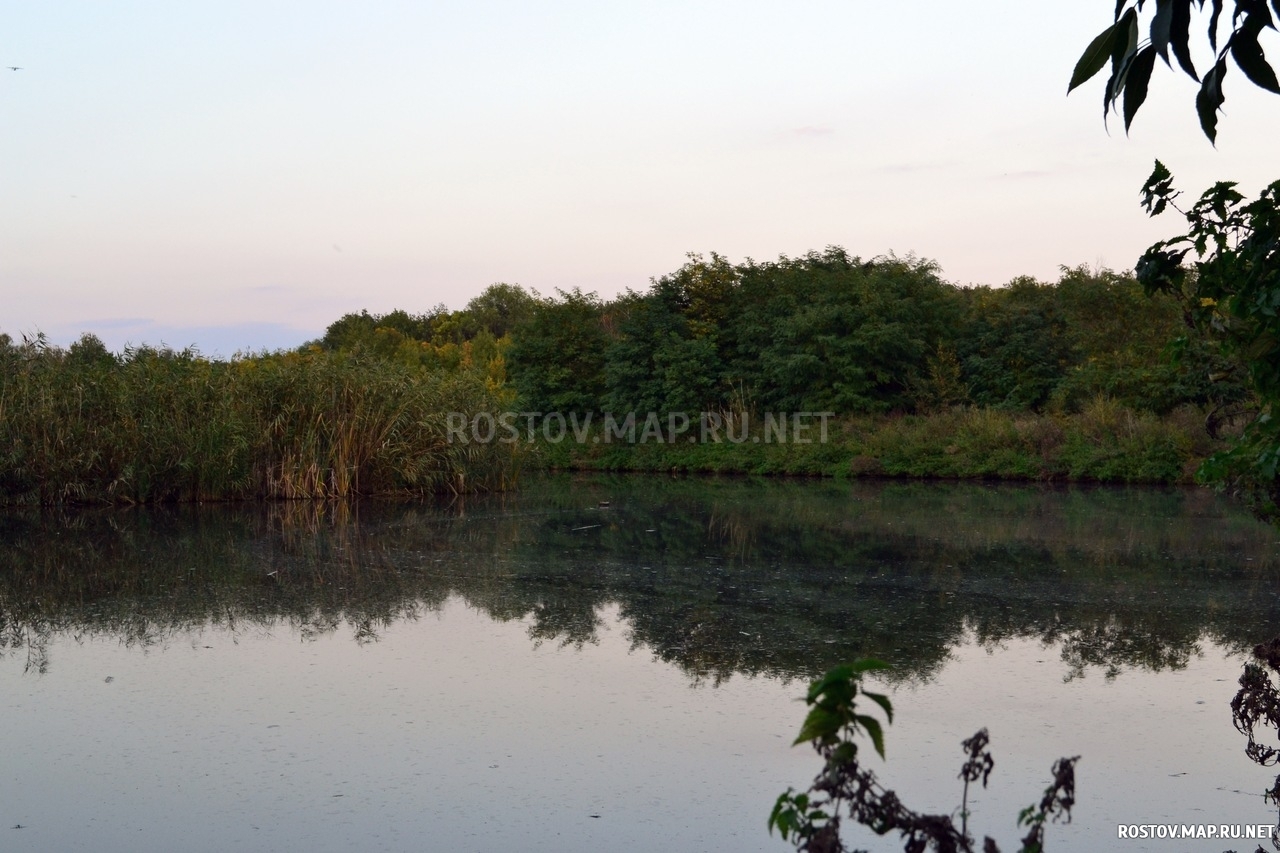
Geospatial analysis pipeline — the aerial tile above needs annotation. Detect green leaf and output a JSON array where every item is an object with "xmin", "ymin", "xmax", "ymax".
[
  {"xmin": 805, "ymin": 663, "xmax": 854, "ymax": 701},
  {"xmin": 1106, "ymin": 46, "xmax": 1139, "ymax": 123},
  {"xmin": 1069, "ymin": 23, "xmax": 1121, "ymax": 92},
  {"xmin": 1124, "ymin": 46, "xmax": 1159, "ymax": 130},
  {"xmin": 1123, "ymin": 8, "xmax": 1141, "ymax": 55},
  {"xmin": 856, "ymin": 714, "xmax": 887, "ymax": 758},
  {"xmin": 1196, "ymin": 57, "xmax": 1228, "ymax": 142},
  {"xmin": 1150, "ymin": 0, "xmax": 1174, "ymax": 63},
  {"xmin": 1170, "ymin": 0, "xmax": 1200, "ymax": 79},
  {"xmin": 1230, "ymin": 28, "xmax": 1280, "ymax": 93},
  {"xmin": 805, "ymin": 669, "xmax": 856, "ymax": 706},
  {"xmin": 1209, "ymin": 0, "xmax": 1225, "ymax": 51},
  {"xmin": 1232, "ymin": 0, "xmax": 1274, "ymax": 30},
  {"xmin": 861, "ymin": 689, "xmax": 895, "ymax": 724},
  {"xmin": 767, "ymin": 796, "xmax": 784, "ymax": 828},
  {"xmin": 1143, "ymin": 158, "xmax": 1172, "ymax": 190},
  {"xmin": 1108, "ymin": 7, "xmax": 1140, "ymax": 77},
  {"xmin": 768, "ymin": 790, "xmax": 803, "ymax": 839},
  {"xmin": 1102, "ymin": 69, "xmax": 1119, "ymax": 120},
  {"xmin": 794, "ymin": 707, "xmax": 841, "ymax": 745},
  {"xmin": 1101, "ymin": 9, "xmax": 1142, "ymax": 121}
]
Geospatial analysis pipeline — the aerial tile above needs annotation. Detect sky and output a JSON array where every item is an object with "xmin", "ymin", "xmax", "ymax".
[{"xmin": 3, "ymin": 1, "xmax": 1280, "ymax": 357}]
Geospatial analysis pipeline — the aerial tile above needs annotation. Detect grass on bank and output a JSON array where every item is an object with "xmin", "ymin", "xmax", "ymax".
[{"xmin": 532, "ymin": 399, "xmax": 1220, "ymax": 484}]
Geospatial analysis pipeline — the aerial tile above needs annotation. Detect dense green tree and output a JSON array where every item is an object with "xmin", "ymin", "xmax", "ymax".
[
  {"xmin": 723, "ymin": 250, "xmax": 960, "ymax": 413},
  {"xmin": 462, "ymin": 282, "xmax": 540, "ymax": 340},
  {"xmin": 66, "ymin": 333, "xmax": 118, "ymax": 368},
  {"xmin": 605, "ymin": 253, "xmax": 741, "ymax": 413},
  {"xmin": 506, "ymin": 288, "xmax": 610, "ymax": 412},
  {"xmin": 316, "ymin": 286, "xmax": 537, "ymax": 354},
  {"xmin": 603, "ymin": 284, "xmax": 724, "ymax": 415},
  {"xmin": 315, "ymin": 308, "xmax": 441, "ymax": 352},
  {"xmin": 956, "ymin": 278, "xmax": 1074, "ymax": 411},
  {"xmin": 1050, "ymin": 265, "xmax": 1241, "ymax": 413},
  {"xmin": 301, "ymin": 250, "xmax": 1229, "ymax": 425},
  {"xmin": 951, "ymin": 267, "xmax": 1231, "ymax": 414}
]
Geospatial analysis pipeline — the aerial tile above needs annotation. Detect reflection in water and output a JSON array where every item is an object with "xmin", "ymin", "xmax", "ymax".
[
  {"xmin": 3, "ymin": 474, "xmax": 1278, "ymax": 682},
  {"xmin": 3, "ymin": 475, "xmax": 1280, "ymax": 852}
]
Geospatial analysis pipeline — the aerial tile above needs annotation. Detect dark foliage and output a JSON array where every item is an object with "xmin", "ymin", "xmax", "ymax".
[
  {"xmin": 1136, "ymin": 162, "xmax": 1280, "ymax": 508},
  {"xmin": 771, "ymin": 661, "xmax": 1078, "ymax": 853},
  {"xmin": 1071, "ymin": 0, "xmax": 1280, "ymax": 142},
  {"xmin": 495, "ymin": 249, "xmax": 1212, "ymax": 422}
]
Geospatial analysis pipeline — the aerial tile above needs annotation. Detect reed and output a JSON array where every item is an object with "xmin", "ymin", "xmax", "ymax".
[{"xmin": 0, "ymin": 334, "xmax": 520, "ymax": 505}]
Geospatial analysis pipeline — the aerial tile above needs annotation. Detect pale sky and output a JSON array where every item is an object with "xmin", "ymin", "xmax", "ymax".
[{"xmin": 3, "ymin": 1, "xmax": 1279, "ymax": 356}]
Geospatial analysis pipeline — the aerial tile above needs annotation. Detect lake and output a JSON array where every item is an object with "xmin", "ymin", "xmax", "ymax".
[{"xmin": 3, "ymin": 474, "xmax": 1279, "ymax": 852}]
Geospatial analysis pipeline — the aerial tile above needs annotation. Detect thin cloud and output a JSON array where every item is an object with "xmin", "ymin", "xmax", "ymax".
[
  {"xmin": 875, "ymin": 160, "xmax": 957, "ymax": 174},
  {"xmin": 991, "ymin": 168, "xmax": 1056, "ymax": 180}
]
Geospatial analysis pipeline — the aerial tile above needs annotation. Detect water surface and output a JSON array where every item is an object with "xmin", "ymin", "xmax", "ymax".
[{"xmin": 2, "ymin": 475, "xmax": 1279, "ymax": 851}]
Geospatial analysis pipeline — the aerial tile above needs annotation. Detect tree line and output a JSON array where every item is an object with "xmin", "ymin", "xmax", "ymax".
[
  {"xmin": 3, "ymin": 245, "xmax": 1241, "ymax": 505},
  {"xmin": 316, "ymin": 248, "xmax": 1243, "ymax": 423}
]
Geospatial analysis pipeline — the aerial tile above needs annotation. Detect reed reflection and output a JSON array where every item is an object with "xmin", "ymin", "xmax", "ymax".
[{"xmin": 2, "ymin": 475, "xmax": 1278, "ymax": 683}]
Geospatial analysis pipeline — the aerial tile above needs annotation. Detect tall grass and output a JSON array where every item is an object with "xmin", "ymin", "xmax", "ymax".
[
  {"xmin": 0, "ymin": 334, "xmax": 519, "ymax": 505},
  {"xmin": 860, "ymin": 399, "xmax": 1210, "ymax": 483}
]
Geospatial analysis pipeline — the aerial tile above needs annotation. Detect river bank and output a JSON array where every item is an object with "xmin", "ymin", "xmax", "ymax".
[{"xmin": 531, "ymin": 400, "xmax": 1219, "ymax": 484}]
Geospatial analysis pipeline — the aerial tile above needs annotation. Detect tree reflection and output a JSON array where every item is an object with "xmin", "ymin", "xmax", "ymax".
[{"xmin": 2, "ymin": 474, "xmax": 1278, "ymax": 683}]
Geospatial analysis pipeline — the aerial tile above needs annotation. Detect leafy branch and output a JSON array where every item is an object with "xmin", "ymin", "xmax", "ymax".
[
  {"xmin": 770, "ymin": 661, "xmax": 1079, "ymax": 853},
  {"xmin": 1069, "ymin": 0, "xmax": 1280, "ymax": 142},
  {"xmin": 1135, "ymin": 161, "xmax": 1280, "ymax": 505},
  {"xmin": 1229, "ymin": 637, "xmax": 1280, "ymax": 852}
]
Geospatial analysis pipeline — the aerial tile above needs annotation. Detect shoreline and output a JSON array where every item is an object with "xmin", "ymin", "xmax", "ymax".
[{"xmin": 527, "ymin": 404, "xmax": 1219, "ymax": 486}]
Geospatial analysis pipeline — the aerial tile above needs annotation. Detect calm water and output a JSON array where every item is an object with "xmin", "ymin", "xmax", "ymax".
[{"xmin": 3, "ymin": 474, "xmax": 1280, "ymax": 852}]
